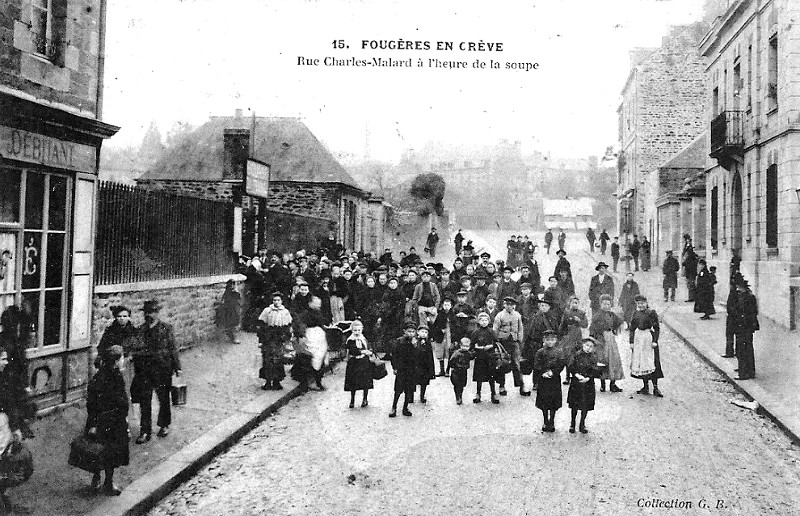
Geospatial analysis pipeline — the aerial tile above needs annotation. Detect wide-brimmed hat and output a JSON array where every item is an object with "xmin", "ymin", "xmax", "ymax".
[
  {"xmin": 556, "ymin": 250, "xmax": 567, "ymax": 256},
  {"xmin": 595, "ymin": 262, "xmax": 609, "ymax": 271}
]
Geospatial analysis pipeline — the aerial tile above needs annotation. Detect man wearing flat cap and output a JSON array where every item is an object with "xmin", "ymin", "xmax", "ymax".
[
  {"xmin": 425, "ymin": 227, "xmax": 440, "ymax": 258},
  {"xmin": 493, "ymin": 296, "xmax": 524, "ymax": 395},
  {"xmin": 132, "ymin": 299, "xmax": 181, "ymax": 443},
  {"xmin": 588, "ymin": 262, "xmax": 615, "ymax": 316}
]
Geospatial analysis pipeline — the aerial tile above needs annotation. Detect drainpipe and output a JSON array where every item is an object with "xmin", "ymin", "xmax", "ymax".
[{"xmin": 96, "ymin": 0, "xmax": 107, "ymax": 120}]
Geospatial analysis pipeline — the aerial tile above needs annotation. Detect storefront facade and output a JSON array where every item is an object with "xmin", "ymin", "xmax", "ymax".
[{"xmin": 0, "ymin": 0, "xmax": 118, "ymax": 407}]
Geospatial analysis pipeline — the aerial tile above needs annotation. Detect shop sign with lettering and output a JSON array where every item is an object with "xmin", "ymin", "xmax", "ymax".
[
  {"xmin": 245, "ymin": 159, "xmax": 270, "ymax": 198},
  {"xmin": 0, "ymin": 125, "xmax": 97, "ymax": 174}
]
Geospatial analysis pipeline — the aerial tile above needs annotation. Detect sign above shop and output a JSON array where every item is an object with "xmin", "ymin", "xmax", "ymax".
[
  {"xmin": 245, "ymin": 159, "xmax": 270, "ymax": 198},
  {"xmin": 0, "ymin": 125, "xmax": 97, "ymax": 174}
]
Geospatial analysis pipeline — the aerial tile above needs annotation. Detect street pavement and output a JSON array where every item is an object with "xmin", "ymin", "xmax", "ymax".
[{"xmin": 149, "ymin": 231, "xmax": 800, "ymax": 515}]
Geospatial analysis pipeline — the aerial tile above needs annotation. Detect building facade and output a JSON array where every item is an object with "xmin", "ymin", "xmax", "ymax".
[
  {"xmin": 0, "ymin": 0, "xmax": 118, "ymax": 407},
  {"xmin": 617, "ymin": 24, "xmax": 709, "ymax": 239},
  {"xmin": 701, "ymin": 0, "xmax": 800, "ymax": 328}
]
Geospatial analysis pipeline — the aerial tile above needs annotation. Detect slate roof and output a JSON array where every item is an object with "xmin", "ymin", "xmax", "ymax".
[{"xmin": 140, "ymin": 116, "xmax": 362, "ymax": 190}]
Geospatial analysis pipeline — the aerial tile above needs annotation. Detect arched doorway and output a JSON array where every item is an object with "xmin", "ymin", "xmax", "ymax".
[{"xmin": 731, "ymin": 171, "xmax": 743, "ymax": 253}]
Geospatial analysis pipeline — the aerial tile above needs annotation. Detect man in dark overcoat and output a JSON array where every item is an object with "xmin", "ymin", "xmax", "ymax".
[
  {"xmin": 662, "ymin": 250, "xmax": 679, "ymax": 302},
  {"xmin": 599, "ymin": 229, "xmax": 610, "ymax": 255},
  {"xmin": 588, "ymin": 262, "xmax": 615, "ymax": 315},
  {"xmin": 682, "ymin": 245, "xmax": 698, "ymax": 302},
  {"xmin": 131, "ymin": 300, "xmax": 181, "ymax": 442},
  {"xmin": 733, "ymin": 278, "xmax": 759, "ymax": 380}
]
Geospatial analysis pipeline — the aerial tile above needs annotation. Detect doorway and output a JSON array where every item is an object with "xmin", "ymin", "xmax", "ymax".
[{"xmin": 731, "ymin": 171, "xmax": 743, "ymax": 253}]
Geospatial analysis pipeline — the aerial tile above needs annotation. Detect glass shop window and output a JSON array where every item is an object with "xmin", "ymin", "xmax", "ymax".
[{"xmin": 0, "ymin": 168, "xmax": 71, "ymax": 351}]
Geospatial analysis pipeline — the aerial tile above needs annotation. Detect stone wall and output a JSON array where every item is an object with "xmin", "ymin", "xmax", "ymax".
[
  {"xmin": 136, "ymin": 179, "xmax": 237, "ymax": 203},
  {"xmin": 92, "ymin": 275, "xmax": 246, "ymax": 353},
  {"xmin": 267, "ymin": 182, "xmax": 340, "ymax": 222},
  {"xmin": 0, "ymin": 0, "xmax": 102, "ymax": 115}
]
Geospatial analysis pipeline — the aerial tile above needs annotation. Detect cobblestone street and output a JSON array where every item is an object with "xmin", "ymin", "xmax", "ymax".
[{"xmin": 149, "ymin": 232, "xmax": 800, "ymax": 515}]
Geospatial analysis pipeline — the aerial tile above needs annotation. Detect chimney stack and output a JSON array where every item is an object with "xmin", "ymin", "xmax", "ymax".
[{"xmin": 223, "ymin": 128, "xmax": 250, "ymax": 181}]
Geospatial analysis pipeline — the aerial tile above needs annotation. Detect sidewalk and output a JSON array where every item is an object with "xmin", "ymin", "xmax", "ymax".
[
  {"xmin": 9, "ymin": 330, "xmax": 306, "ymax": 516},
  {"xmin": 622, "ymin": 263, "xmax": 800, "ymax": 445}
]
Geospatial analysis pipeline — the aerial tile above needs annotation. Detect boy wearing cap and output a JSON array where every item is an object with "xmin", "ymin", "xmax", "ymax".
[
  {"xmin": 493, "ymin": 296, "xmax": 524, "ymax": 396},
  {"xmin": 431, "ymin": 298, "xmax": 453, "ymax": 376},
  {"xmin": 523, "ymin": 295, "xmax": 560, "ymax": 393},
  {"xmin": 389, "ymin": 323, "xmax": 419, "ymax": 417},
  {"xmin": 413, "ymin": 270, "xmax": 441, "ymax": 329},
  {"xmin": 414, "ymin": 326, "xmax": 436, "ymax": 402},
  {"xmin": 496, "ymin": 266, "xmax": 518, "ymax": 303},
  {"xmin": 534, "ymin": 330, "xmax": 565, "ymax": 432},
  {"xmin": 451, "ymin": 290, "xmax": 476, "ymax": 345},
  {"xmin": 516, "ymin": 283, "xmax": 539, "ymax": 325}
]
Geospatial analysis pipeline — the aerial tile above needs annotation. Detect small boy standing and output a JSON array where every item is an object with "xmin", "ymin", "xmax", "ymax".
[
  {"xmin": 448, "ymin": 337, "xmax": 473, "ymax": 405},
  {"xmin": 414, "ymin": 326, "xmax": 436, "ymax": 403},
  {"xmin": 389, "ymin": 323, "xmax": 418, "ymax": 418}
]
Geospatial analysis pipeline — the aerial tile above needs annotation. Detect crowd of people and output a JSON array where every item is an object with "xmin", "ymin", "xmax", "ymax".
[{"xmin": 0, "ymin": 228, "xmax": 761, "ymax": 509}]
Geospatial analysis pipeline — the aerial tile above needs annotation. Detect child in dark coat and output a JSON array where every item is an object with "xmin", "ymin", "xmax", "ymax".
[
  {"xmin": 448, "ymin": 337, "xmax": 473, "ymax": 405},
  {"xmin": 533, "ymin": 330, "xmax": 565, "ymax": 432},
  {"xmin": 414, "ymin": 326, "xmax": 436, "ymax": 403},
  {"xmin": 389, "ymin": 323, "xmax": 418, "ymax": 418},
  {"xmin": 470, "ymin": 312, "xmax": 499, "ymax": 404},
  {"xmin": 567, "ymin": 337, "xmax": 602, "ymax": 434}
]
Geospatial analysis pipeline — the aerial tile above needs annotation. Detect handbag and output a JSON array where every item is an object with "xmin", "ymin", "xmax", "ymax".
[
  {"xmin": 0, "ymin": 441, "xmax": 34, "ymax": 488},
  {"xmin": 68, "ymin": 433, "xmax": 105, "ymax": 473},
  {"xmin": 370, "ymin": 356, "xmax": 388, "ymax": 380},
  {"xmin": 494, "ymin": 342, "xmax": 512, "ymax": 374},
  {"xmin": 519, "ymin": 357, "xmax": 534, "ymax": 375}
]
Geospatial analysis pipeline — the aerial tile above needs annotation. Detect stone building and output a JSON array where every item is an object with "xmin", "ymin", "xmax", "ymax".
[
  {"xmin": 701, "ymin": 0, "xmax": 800, "ymax": 328},
  {"xmin": 542, "ymin": 198, "xmax": 595, "ymax": 230},
  {"xmin": 652, "ymin": 133, "xmax": 708, "ymax": 265},
  {"xmin": 617, "ymin": 23, "xmax": 709, "ymax": 239},
  {"xmin": 139, "ymin": 114, "xmax": 389, "ymax": 255},
  {"xmin": 0, "ymin": 0, "xmax": 119, "ymax": 408}
]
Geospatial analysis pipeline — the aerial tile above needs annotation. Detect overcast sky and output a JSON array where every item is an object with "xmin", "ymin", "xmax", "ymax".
[{"xmin": 102, "ymin": 0, "xmax": 705, "ymax": 162}]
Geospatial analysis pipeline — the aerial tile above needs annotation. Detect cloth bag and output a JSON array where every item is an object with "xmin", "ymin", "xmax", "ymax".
[{"xmin": 68, "ymin": 433, "xmax": 105, "ymax": 473}]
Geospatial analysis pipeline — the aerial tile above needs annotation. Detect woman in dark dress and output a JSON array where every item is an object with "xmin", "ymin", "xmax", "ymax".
[
  {"xmin": 257, "ymin": 292, "xmax": 293, "ymax": 390},
  {"xmin": 629, "ymin": 295, "xmax": 664, "ymax": 397},
  {"xmin": 357, "ymin": 276, "xmax": 382, "ymax": 345},
  {"xmin": 344, "ymin": 320, "xmax": 374, "ymax": 408},
  {"xmin": 618, "ymin": 273, "xmax": 641, "ymax": 323},
  {"xmin": 378, "ymin": 277, "xmax": 406, "ymax": 354},
  {"xmin": 694, "ymin": 259, "xmax": 717, "ymax": 320},
  {"xmin": 589, "ymin": 294, "xmax": 625, "ymax": 393},
  {"xmin": 559, "ymin": 295, "xmax": 588, "ymax": 386},
  {"xmin": 0, "ymin": 345, "xmax": 27, "ymax": 512},
  {"xmin": 533, "ymin": 330, "xmax": 565, "ymax": 432},
  {"xmin": 85, "ymin": 345, "xmax": 129, "ymax": 496},
  {"xmin": 567, "ymin": 338, "xmax": 602, "ymax": 434},
  {"xmin": 414, "ymin": 326, "xmax": 436, "ymax": 403},
  {"xmin": 470, "ymin": 312, "xmax": 499, "ymax": 404}
]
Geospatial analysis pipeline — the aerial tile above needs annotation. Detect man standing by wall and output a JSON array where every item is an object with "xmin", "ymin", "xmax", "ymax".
[
  {"xmin": 662, "ymin": 250, "xmax": 679, "ymax": 302},
  {"xmin": 733, "ymin": 277, "xmax": 759, "ymax": 380},
  {"xmin": 610, "ymin": 237, "xmax": 620, "ymax": 272}
]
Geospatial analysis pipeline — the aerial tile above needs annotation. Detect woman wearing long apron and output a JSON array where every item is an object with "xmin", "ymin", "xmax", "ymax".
[
  {"xmin": 629, "ymin": 295, "xmax": 664, "ymax": 397},
  {"xmin": 534, "ymin": 330, "xmax": 565, "ymax": 432},
  {"xmin": 589, "ymin": 294, "xmax": 624, "ymax": 392},
  {"xmin": 559, "ymin": 295, "xmax": 588, "ymax": 385}
]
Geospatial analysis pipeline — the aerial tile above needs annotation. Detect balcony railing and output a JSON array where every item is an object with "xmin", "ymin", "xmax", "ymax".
[{"xmin": 710, "ymin": 111, "xmax": 744, "ymax": 167}]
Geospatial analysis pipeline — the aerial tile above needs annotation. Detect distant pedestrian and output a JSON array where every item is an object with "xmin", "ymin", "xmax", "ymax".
[
  {"xmin": 618, "ymin": 272, "xmax": 640, "ymax": 323},
  {"xmin": 217, "ymin": 279, "xmax": 241, "ymax": 344},
  {"xmin": 389, "ymin": 323, "xmax": 418, "ymax": 418},
  {"xmin": 610, "ymin": 237, "xmax": 620, "ymax": 272},
  {"xmin": 733, "ymin": 278, "xmax": 759, "ymax": 380},
  {"xmin": 344, "ymin": 320, "xmax": 374, "ymax": 408},
  {"xmin": 629, "ymin": 295, "xmax": 663, "ymax": 397},
  {"xmin": 557, "ymin": 230, "xmax": 567, "ymax": 253},
  {"xmin": 599, "ymin": 229, "xmax": 610, "ymax": 256},
  {"xmin": 131, "ymin": 300, "xmax": 181, "ymax": 444},
  {"xmin": 723, "ymin": 272, "xmax": 742, "ymax": 359},
  {"xmin": 589, "ymin": 294, "xmax": 624, "ymax": 393},
  {"xmin": 640, "ymin": 236, "xmax": 651, "ymax": 271},
  {"xmin": 448, "ymin": 338, "xmax": 473, "ymax": 405},
  {"xmin": 425, "ymin": 228, "xmax": 440, "ymax": 258},
  {"xmin": 682, "ymin": 245, "xmax": 698, "ymax": 302},
  {"xmin": 454, "ymin": 229, "xmax": 464, "ymax": 256},
  {"xmin": 586, "ymin": 227, "xmax": 596, "ymax": 253},
  {"xmin": 567, "ymin": 337, "xmax": 602, "ymax": 434},
  {"xmin": 258, "ymin": 292, "xmax": 292, "ymax": 391},
  {"xmin": 694, "ymin": 259, "xmax": 717, "ymax": 320},
  {"xmin": 630, "ymin": 234, "xmax": 641, "ymax": 271},
  {"xmin": 85, "ymin": 345, "xmax": 128, "ymax": 496},
  {"xmin": 662, "ymin": 250, "xmax": 679, "ymax": 302},
  {"xmin": 534, "ymin": 330, "xmax": 565, "ymax": 432},
  {"xmin": 544, "ymin": 229, "xmax": 553, "ymax": 254}
]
